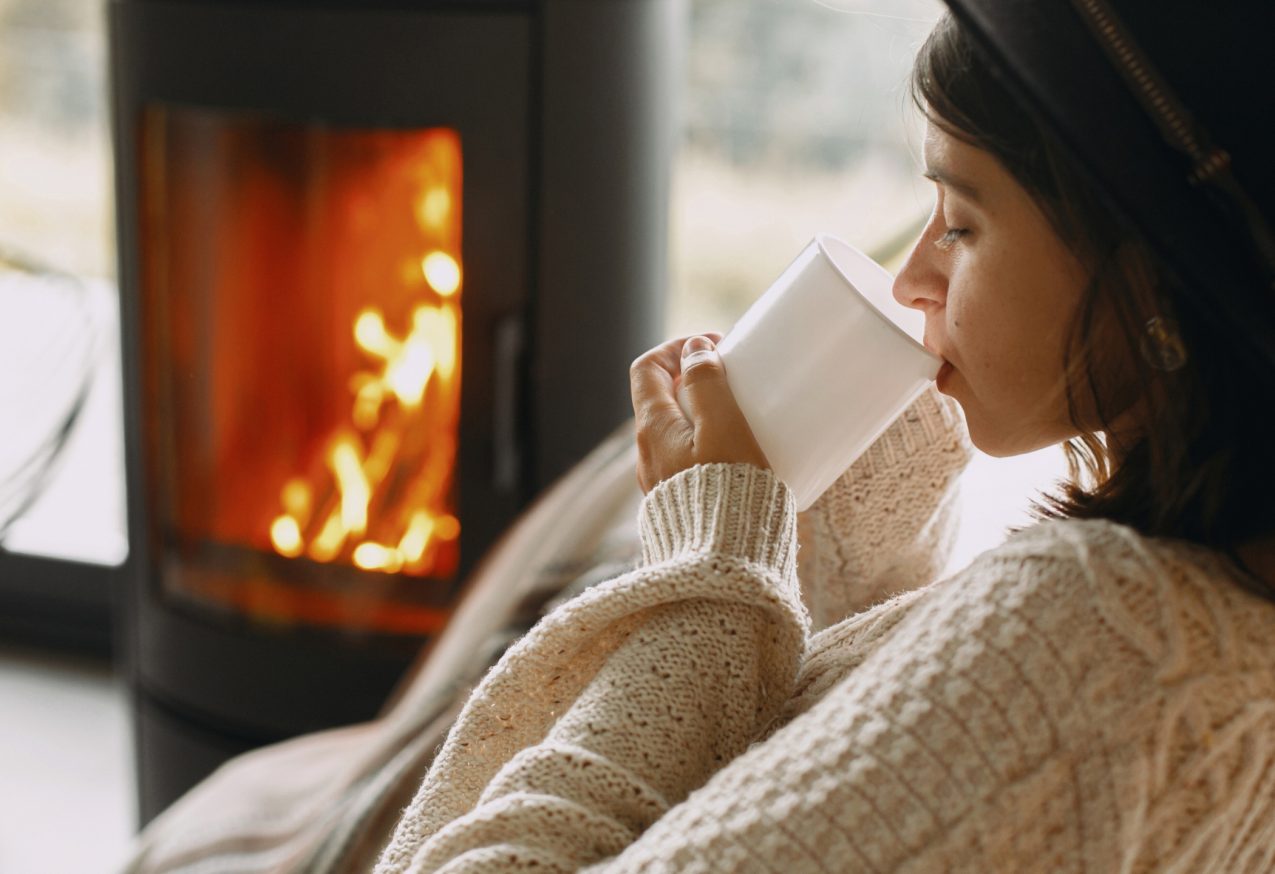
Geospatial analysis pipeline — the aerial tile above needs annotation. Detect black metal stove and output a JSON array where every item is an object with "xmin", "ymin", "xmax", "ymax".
[{"xmin": 110, "ymin": 0, "xmax": 679, "ymax": 822}]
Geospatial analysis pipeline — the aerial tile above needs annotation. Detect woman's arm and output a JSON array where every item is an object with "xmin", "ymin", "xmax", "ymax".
[
  {"xmin": 574, "ymin": 521, "xmax": 1275, "ymax": 874},
  {"xmin": 797, "ymin": 386, "xmax": 974, "ymax": 630},
  {"xmin": 574, "ymin": 529, "xmax": 1119, "ymax": 874},
  {"xmin": 373, "ymin": 341, "xmax": 977, "ymax": 872},
  {"xmin": 375, "ymin": 463, "xmax": 809, "ymax": 874},
  {"xmin": 380, "ymin": 515, "xmax": 1183, "ymax": 874}
]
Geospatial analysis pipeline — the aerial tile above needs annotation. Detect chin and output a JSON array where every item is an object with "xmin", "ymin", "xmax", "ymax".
[
  {"xmin": 965, "ymin": 429, "xmax": 1019, "ymax": 458},
  {"xmin": 962, "ymin": 410, "xmax": 1064, "ymax": 458}
]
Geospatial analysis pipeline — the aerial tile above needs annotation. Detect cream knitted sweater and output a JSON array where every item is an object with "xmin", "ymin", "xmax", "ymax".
[{"xmin": 375, "ymin": 388, "xmax": 1275, "ymax": 872}]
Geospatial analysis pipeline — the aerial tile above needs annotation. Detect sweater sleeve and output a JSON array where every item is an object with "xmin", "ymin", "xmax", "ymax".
[
  {"xmin": 563, "ymin": 522, "xmax": 1154, "ymax": 873},
  {"xmin": 796, "ymin": 386, "xmax": 974, "ymax": 631},
  {"xmin": 374, "ymin": 463, "xmax": 809, "ymax": 874}
]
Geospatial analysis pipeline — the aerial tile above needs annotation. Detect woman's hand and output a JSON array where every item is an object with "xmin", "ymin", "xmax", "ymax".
[{"xmin": 629, "ymin": 333, "xmax": 770, "ymax": 493}]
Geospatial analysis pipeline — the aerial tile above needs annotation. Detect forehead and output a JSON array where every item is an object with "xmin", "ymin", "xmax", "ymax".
[
  {"xmin": 923, "ymin": 123, "xmax": 1009, "ymax": 208},
  {"xmin": 923, "ymin": 123, "xmax": 952, "ymax": 161},
  {"xmin": 923, "ymin": 123, "xmax": 984, "ymax": 171}
]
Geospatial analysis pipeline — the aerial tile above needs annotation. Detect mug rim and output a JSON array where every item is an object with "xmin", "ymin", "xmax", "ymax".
[{"xmin": 814, "ymin": 232, "xmax": 940, "ymax": 366}]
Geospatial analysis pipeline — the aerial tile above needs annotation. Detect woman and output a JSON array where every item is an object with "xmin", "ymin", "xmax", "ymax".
[{"xmin": 376, "ymin": 2, "xmax": 1275, "ymax": 870}]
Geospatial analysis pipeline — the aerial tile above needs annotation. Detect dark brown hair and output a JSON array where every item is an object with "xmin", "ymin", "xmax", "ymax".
[{"xmin": 911, "ymin": 14, "xmax": 1275, "ymax": 599}]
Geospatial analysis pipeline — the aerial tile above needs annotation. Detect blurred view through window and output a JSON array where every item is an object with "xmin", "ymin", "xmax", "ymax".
[
  {"xmin": 667, "ymin": 0, "xmax": 942, "ymax": 335},
  {"xmin": 667, "ymin": 0, "xmax": 1066, "ymax": 570},
  {"xmin": 0, "ymin": 0, "xmax": 124, "ymax": 565},
  {"xmin": 0, "ymin": 0, "xmax": 112, "ymax": 276},
  {"xmin": 0, "ymin": 0, "xmax": 1061, "ymax": 573}
]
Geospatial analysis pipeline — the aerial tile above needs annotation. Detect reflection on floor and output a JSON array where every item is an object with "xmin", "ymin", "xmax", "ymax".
[{"xmin": 0, "ymin": 643, "xmax": 134, "ymax": 873}]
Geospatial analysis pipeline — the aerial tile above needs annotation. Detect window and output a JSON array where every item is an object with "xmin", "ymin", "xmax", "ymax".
[
  {"xmin": 668, "ymin": 0, "xmax": 942, "ymax": 336},
  {"xmin": 0, "ymin": 0, "xmax": 125, "ymax": 570},
  {"xmin": 0, "ymin": 0, "xmax": 1068, "ymax": 633},
  {"xmin": 669, "ymin": 0, "xmax": 1068, "ymax": 572}
]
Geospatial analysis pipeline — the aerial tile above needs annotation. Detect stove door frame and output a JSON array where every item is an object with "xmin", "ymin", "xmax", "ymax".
[{"xmin": 111, "ymin": 0, "xmax": 534, "ymax": 820}]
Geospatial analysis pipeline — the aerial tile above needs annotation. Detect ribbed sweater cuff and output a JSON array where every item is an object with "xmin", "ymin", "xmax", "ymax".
[{"xmin": 638, "ymin": 463, "xmax": 798, "ymax": 581}]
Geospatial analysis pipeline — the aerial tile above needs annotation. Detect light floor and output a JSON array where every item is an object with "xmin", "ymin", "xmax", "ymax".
[{"xmin": 0, "ymin": 643, "xmax": 135, "ymax": 874}]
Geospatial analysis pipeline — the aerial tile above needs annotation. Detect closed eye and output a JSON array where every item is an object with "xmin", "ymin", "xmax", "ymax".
[{"xmin": 935, "ymin": 227, "xmax": 969, "ymax": 250}]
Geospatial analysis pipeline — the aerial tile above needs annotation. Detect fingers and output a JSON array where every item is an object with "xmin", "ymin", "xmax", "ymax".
[
  {"xmin": 677, "ymin": 335, "xmax": 771, "ymax": 471},
  {"xmin": 631, "ymin": 335, "xmax": 702, "ymax": 492},
  {"xmin": 631, "ymin": 331, "xmax": 755, "ymax": 493},
  {"xmin": 679, "ymin": 335, "xmax": 740, "ymax": 416},
  {"xmin": 629, "ymin": 336, "xmax": 682, "ymax": 419},
  {"xmin": 677, "ymin": 337, "xmax": 746, "ymax": 435},
  {"xmin": 629, "ymin": 333, "xmax": 725, "ymax": 420}
]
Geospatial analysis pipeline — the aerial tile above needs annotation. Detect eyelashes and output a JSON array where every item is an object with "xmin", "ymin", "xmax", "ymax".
[{"xmin": 935, "ymin": 227, "xmax": 969, "ymax": 250}]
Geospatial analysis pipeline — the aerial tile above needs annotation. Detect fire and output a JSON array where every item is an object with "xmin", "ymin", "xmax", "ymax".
[
  {"xmin": 267, "ymin": 131, "xmax": 462, "ymax": 577},
  {"xmin": 269, "ymin": 516, "xmax": 303, "ymax": 558},
  {"xmin": 421, "ymin": 251, "xmax": 461, "ymax": 297}
]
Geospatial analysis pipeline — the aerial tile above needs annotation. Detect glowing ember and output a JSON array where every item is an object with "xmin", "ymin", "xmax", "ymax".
[
  {"xmin": 398, "ymin": 511, "xmax": 435, "ymax": 563},
  {"xmin": 353, "ymin": 542, "xmax": 404, "ymax": 573},
  {"xmin": 417, "ymin": 188, "xmax": 452, "ymax": 231},
  {"xmin": 421, "ymin": 251, "xmax": 461, "ymax": 296},
  {"xmin": 269, "ymin": 515, "xmax": 303, "ymax": 557}
]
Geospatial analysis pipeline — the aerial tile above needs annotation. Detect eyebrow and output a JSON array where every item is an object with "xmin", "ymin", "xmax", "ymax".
[{"xmin": 923, "ymin": 168, "xmax": 983, "ymax": 204}]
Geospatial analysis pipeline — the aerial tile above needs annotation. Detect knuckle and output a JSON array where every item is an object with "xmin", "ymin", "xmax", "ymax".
[{"xmin": 680, "ymin": 356, "xmax": 718, "ymax": 383}]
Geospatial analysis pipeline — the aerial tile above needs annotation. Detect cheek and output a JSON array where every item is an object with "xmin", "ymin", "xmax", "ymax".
[
  {"xmin": 944, "ymin": 278, "xmax": 1001, "ymax": 363},
  {"xmin": 946, "ymin": 266, "xmax": 1051, "ymax": 384}
]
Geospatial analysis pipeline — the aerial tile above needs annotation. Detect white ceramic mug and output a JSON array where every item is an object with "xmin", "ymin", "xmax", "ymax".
[{"xmin": 679, "ymin": 233, "xmax": 941, "ymax": 511}]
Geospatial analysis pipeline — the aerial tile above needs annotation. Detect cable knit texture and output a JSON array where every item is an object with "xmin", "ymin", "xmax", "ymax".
[
  {"xmin": 797, "ymin": 386, "xmax": 972, "ymax": 630},
  {"xmin": 375, "ymin": 387, "xmax": 1275, "ymax": 872}
]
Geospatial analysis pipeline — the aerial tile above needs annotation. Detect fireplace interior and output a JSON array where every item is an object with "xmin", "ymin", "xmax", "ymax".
[
  {"xmin": 141, "ymin": 111, "xmax": 465, "ymax": 630},
  {"xmin": 111, "ymin": 0, "xmax": 678, "ymax": 822}
]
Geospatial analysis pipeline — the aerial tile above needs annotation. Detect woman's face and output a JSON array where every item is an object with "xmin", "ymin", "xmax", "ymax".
[{"xmin": 893, "ymin": 123, "xmax": 1094, "ymax": 457}]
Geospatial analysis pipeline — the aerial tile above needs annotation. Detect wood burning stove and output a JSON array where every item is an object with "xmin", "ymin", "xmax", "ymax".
[{"xmin": 110, "ymin": 0, "xmax": 679, "ymax": 822}]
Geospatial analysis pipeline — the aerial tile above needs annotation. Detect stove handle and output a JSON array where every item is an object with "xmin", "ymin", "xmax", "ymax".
[{"xmin": 492, "ymin": 314, "xmax": 524, "ymax": 494}]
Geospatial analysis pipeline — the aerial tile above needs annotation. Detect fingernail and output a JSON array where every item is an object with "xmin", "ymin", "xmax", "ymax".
[{"xmin": 683, "ymin": 336, "xmax": 714, "ymax": 356}]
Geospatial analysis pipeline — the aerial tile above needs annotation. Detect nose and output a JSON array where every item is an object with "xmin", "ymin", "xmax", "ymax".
[{"xmin": 891, "ymin": 215, "xmax": 948, "ymax": 313}]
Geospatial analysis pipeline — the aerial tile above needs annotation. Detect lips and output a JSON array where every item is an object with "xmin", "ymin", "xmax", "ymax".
[{"xmin": 922, "ymin": 331, "xmax": 954, "ymax": 386}]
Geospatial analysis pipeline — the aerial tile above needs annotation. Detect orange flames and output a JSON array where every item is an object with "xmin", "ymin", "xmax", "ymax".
[{"xmin": 267, "ymin": 132, "xmax": 462, "ymax": 578}]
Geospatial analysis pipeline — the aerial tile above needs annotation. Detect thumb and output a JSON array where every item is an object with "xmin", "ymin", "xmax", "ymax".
[
  {"xmin": 678, "ymin": 335, "xmax": 770, "ymax": 469},
  {"xmin": 679, "ymin": 336, "xmax": 732, "ymax": 417}
]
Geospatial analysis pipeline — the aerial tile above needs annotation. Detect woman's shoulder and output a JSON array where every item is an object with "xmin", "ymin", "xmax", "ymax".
[
  {"xmin": 795, "ymin": 515, "xmax": 1275, "ymax": 752},
  {"xmin": 964, "ymin": 515, "xmax": 1239, "ymax": 603},
  {"xmin": 964, "ymin": 520, "xmax": 1275, "ymax": 865},
  {"xmin": 771, "ymin": 518, "xmax": 1275, "ymax": 872},
  {"xmin": 800, "ymin": 516, "xmax": 1275, "ymax": 711},
  {"xmin": 802, "ymin": 517, "xmax": 1198, "ymax": 673},
  {"xmin": 955, "ymin": 516, "xmax": 1275, "ymax": 678}
]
